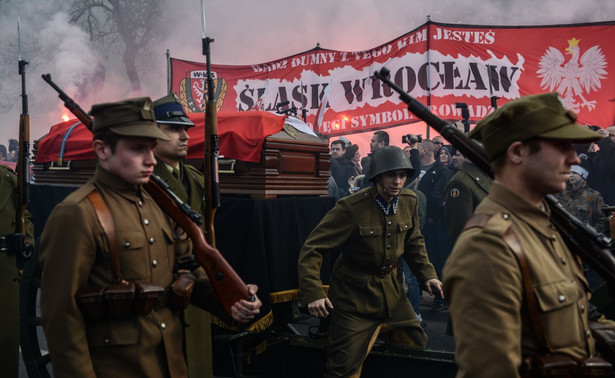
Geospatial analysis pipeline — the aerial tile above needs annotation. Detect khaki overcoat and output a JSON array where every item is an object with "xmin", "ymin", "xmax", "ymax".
[
  {"xmin": 443, "ymin": 161, "xmax": 492, "ymax": 244},
  {"xmin": 444, "ymin": 183, "xmax": 597, "ymax": 378},
  {"xmin": 39, "ymin": 166, "xmax": 223, "ymax": 378},
  {"xmin": 298, "ymin": 185, "xmax": 437, "ymax": 319},
  {"xmin": 0, "ymin": 164, "xmax": 34, "ymax": 377}
]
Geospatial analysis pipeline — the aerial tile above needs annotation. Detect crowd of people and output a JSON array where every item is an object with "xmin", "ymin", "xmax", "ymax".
[{"xmin": 0, "ymin": 139, "xmax": 19, "ymax": 162}]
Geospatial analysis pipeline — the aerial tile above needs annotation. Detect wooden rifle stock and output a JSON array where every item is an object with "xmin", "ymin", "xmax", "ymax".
[
  {"xmin": 202, "ymin": 35, "xmax": 221, "ymax": 247},
  {"xmin": 15, "ymin": 56, "xmax": 32, "ymax": 262},
  {"xmin": 145, "ymin": 175, "xmax": 250, "ymax": 316},
  {"xmin": 43, "ymin": 75, "xmax": 250, "ymax": 316},
  {"xmin": 374, "ymin": 67, "xmax": 615, "ymax": 293},
  {"xmin": 204, "ymin": 100, "xmax": 220, "ymax": 246}
]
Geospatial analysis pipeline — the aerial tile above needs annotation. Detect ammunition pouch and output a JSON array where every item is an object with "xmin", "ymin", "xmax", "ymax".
[
  {"xmin": 170, "ymin": 273, "xmax": 195, "ymax": 311},
  {"xmin": 590, "ymin": 321, "xmax": 615, "ymax": 366},
  {"xmin": 76, "ymin": 282, "xmax": 165, "ymax": 320},
  {"xmin": 521, "ymin": 354, "xmax": 611, "ymax": 377}
]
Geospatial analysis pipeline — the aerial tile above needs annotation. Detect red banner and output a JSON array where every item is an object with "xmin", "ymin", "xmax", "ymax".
[{"xmin": 171, "ymin": 20, "xmax": 615, "ymax": 136}]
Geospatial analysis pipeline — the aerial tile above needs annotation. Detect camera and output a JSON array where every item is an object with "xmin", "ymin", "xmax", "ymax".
[{"xmin": 402, "ymin": 134, "xmax": 422, "ymax": 144}]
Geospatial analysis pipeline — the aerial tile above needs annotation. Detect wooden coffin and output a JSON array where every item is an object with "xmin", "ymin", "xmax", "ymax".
[{"xmin": 32, "ymin": 125, "xmax": 331, "ymax": 198}]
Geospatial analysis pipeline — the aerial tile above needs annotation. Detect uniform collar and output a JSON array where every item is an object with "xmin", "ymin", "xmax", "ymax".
[
  {"xmin": 489, "ymin": 183, "xmax": 553, "ymax": 237},
  {"xmin": 94, "ymin": 164, "xmax": 143, "ymax": 202},
  {"xmin": 374, "ymin": 194, "xmax": 399, "ymax": 215}
]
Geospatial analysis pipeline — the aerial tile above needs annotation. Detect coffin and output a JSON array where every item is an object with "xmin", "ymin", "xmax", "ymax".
[{"xmin": 33, "ymin": 111, "xmax": 330, "ymax": 197}]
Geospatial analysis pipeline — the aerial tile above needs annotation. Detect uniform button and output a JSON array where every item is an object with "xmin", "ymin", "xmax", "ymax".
[
  {"xmin": 138, "ymin": 200, "xmax": 143, "ymax": 206},
  {"xmin": 404, "ymin": 224, "xmax": 408, "ymax": 229},
  {"xmin": 387, "ymin": 233, "xmax": 391, "ymax": 238},
  {"xmin": 161, "ymin": 322, "xmax": 166, "ymax": 330},
  {"xmin": 152, "ymin": 260, "xmax": 158, "ymax": 267},
  {"xmin": 123, "ymin": 242, "xmax": 131, "ymax": 248},
  {"xmin": 104, "ymin": 338, "xmax": 110, "ymax": 344},
  {"xmin": 149, "ymin": 237, "xmax": 155, "ymax": 245},
  {"xmin": 387, "ymin": 221, "xmax": 392, "ymax": 226},
  {"xmin": 144, "ymin": 219, "xmax": 150, "ymax": 225},
  {"xmin": 581, "ymin": 305, "xmax": 586, "ymax": 313},
  {"xmin": 586, "ymin": 330, "xmax": 591, "ymax": 339},
  {"xmin": 558, "ymin": 294, "xmax": 566, "ymax": 303},
  {"xmin": 561, "ymin": 257, "xmax": 567, "ymax": 265},
  {"xmin": 370, "ymin": 230, "xmax": 374, "ymax": 235},
  {"xmin": 387, "ymin": 245, "xmax": 391, "ymax": 249},
  {"xmin": 550, "ymin": 235, "xmax": 557, "ymax": 241},
  {"xmin": 502, "ymin": 214, "xmax": 509, "ymax": 220}
]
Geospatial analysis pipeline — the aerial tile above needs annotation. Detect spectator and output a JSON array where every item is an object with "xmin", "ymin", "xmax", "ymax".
[
  {"xmin": 0, "ymin": 144, "xmax": 7, "ymax": 161},
  {"xmin": 360, "ymin": 130, "xmax": 389, "ymax": 189},
  {"xmin": 556, "ymin": 164, "xmax": 608, "ymax": 288},
  {"xmin": 330, "ymin": 140, "xmax": 355, "ymax": 196},
  {"xmin": 8, "ymin": 139, "xmax": 18, "ymax": 162},
  {"xmin": 432, "ymin": 135, "xmax": 444, "ymax": 161},
  {"xmin": 344, "ymin": 144, "xmax": 362, "ymax": 176},
  {"xmin": 586, "ymin": 126, "xmax": 615, "ymax": 205},
  {"xmin": 416, "ymin": 139, "xmax": 450, "ymax": 310}
]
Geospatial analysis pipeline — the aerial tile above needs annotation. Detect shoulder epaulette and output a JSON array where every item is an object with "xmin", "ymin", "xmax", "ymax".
[{"xmin": 464, "ymin": 212, "xmax": 513, "ymax": 238}]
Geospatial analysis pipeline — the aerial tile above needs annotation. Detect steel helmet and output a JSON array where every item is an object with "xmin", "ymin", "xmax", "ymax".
[{"xmin": 369, "ymin": 146, "xmax": 414, "ymax": 181}]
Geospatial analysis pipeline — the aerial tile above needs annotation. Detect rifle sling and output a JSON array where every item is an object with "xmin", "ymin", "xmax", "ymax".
[
  {"xmin": 88, "ymin": 189, "xmax": 122, "ymax": 284},
  {"xmin": 464, "ymin": 214, "xmax": 549, "ymax": 352}
]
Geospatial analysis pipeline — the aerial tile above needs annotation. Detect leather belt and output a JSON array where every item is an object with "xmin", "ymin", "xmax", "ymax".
[
  {"xmin": 0, "ymin": 235, "xmax": 20, "ymax": 254},
  {"xmin": 343, "ymin": 257, "xmax": 398, "ymax": 278},
  {"xmin": 154, "ymin": 289, "xmax": 171, "ymax": 309}
]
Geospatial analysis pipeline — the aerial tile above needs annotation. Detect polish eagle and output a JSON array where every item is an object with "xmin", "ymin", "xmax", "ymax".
[{"xmin": 537, "ymin": 37, "xmax": 607, "ymax": 112}]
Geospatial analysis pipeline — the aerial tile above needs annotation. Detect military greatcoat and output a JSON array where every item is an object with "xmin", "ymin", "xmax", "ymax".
[
  {"xmin": 298, "ymin": 185, "xmax": 437, "ymax": 377},
  {"xmin": 443, "ymin": 161, "xmax": 492, "ymax": 245},
  {"xmin": 0, "ymin": 164, "xmax": 34, "ymax": 377},
  {"xmin": 444, "ymin": 183, "xmax": 597, "ymax": 378},
  {"xmin": 39, "ymin": 166, "xmax": 223, "ymax": 378}
]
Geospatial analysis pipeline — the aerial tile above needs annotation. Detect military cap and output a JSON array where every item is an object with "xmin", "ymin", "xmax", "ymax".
[
  {"xmin": 90, "ymin": 97, "xmax": 170, "ymax": 141},
  {"xmin": 571, "ymin": 165, "xmax": 589, "ymax": 180},
  {"xmin": 153, "ymin": 93, "xmax": 195, "ymax": 127},
  {"xmin": 369, "ymin": 146, "xmax": 414, "ymax": 181},
  {"xmin": 469, "ymin": 92, "xmax": 602, "ymax": 161}
]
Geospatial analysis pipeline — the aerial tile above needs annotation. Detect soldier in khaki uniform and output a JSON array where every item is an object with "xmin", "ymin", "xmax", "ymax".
[
  {"xmin": 443, "ymin": 158, "xmax": 492, "ymax": 245},
  {"xmin": 298, "ymin": 146, "xmax": 443, "ymax": 378},
  {"xmin": 153, "ymin": 93, "xmax": 213, "ymax": 378},
  {"xmin": 0, "ymin": 164, "xmax": 34, "ymax": 377},
  {"xmin": 39, "ymin": 97, "xmax": 261, "ymax": 378},
  {"xmin": 444, "ymin": 93, "xmax": 612, "ymax": 377}
]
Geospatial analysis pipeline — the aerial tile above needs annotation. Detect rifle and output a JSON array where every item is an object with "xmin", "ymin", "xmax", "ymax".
[
  {"xmin": 202, "ymin": 24, "xmax": 221, "ymax": 247},
  {"xmin": 486, "ymin": 64, "xmax": 500, "ymax": 110},
  {"xmin": 14, "ymin": 18, "xmax": 32, "ymax": 266},
  {"xmin": 373, "ymin": 67, "xmax": 615, "ymax": 295},
  {"xmin": 42, "ymin": 74, "xmax": 250, "ymax": 316}
]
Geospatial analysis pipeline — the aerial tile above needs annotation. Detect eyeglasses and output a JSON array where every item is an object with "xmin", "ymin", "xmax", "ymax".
[{"xmin": 433, "ymin": 141, "xmax": 443, "ymax": 145}]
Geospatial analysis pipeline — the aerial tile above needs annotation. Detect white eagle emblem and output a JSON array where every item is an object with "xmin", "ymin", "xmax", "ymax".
[{"xmin": 536, "ymin": 37, "xmax": 607, "ymax": 112}]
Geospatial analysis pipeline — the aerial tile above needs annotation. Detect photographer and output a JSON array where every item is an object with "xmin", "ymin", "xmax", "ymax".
[{"xmin": 402, "ymin": 133, "xmax": 422, "ymax": 185}]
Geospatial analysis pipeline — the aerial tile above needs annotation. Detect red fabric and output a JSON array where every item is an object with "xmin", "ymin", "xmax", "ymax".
[{"xmin": 35, "ymin": 111, "xmax": 286, "ymax": 164}]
